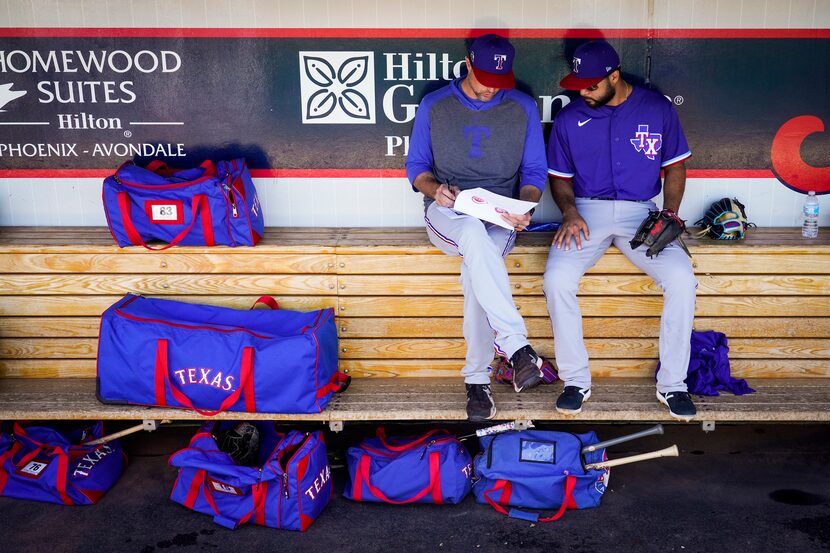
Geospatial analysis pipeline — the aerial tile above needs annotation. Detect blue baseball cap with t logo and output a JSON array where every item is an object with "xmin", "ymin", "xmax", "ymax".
[
  {"xmin": 559, "ymin": 40, "xmax": 621, "ymax": 90},
  {"xmin": 468, "ymin": 34, "xmax": 516, "ymax": 89}
]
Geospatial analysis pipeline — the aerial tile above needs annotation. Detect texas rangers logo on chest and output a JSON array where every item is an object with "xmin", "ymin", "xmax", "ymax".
[{"xmin": 630, "ymin": 124, "xmax": 662, "ymax": 160}]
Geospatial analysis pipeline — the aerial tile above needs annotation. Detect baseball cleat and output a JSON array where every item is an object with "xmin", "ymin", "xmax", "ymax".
[
  {"xmin": 556, "ymin": 386, "xmax": 591, "ymax": 414},
  {"xmin": 510, "ymin": 345, "xmax": 544, "ymax": 393},
  {"xmin": 657, "ymin": 390, "xmax": 696, "ymax": 421},
  {"xmin": 466, "ymin": 383, "xmax": 497, "ymax": 421}
]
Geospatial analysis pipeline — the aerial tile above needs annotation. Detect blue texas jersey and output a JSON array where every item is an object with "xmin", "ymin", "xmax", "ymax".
[{"xmin": 547, "ymin": 86, "xmax": 691, "ymax": 201}]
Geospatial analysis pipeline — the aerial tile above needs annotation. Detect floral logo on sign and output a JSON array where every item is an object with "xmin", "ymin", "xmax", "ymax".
[{"xmin": 299, "ymin": 52, "xmax": 375, "ymax": 124}]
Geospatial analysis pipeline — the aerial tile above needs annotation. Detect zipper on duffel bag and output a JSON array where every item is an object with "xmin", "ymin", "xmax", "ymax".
[{"xmin": 114, "ymin": 298, "xmax": 273, "ymax": 339}]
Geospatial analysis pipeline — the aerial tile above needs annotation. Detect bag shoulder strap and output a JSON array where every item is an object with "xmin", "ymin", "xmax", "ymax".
[{"xmin": 482, "ymin": 475, "xmax": 577, "ymax": 523}]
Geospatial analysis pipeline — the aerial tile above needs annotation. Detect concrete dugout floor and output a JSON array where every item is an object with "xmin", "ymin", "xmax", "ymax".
[{"xmin": 1, "ymin": 422, "xmax": 828, "ymax": 553}]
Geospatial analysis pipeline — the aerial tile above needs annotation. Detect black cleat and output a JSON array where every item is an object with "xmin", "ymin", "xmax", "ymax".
[
  {"xmin": 510, "ymin": 345, "xmax": 543, "ymax": 393},
  {"xmin": 657, "ymin": 391, "xmax": 696, "ymax": 420},
  {"xmin": 466, "ymin": 383, "xmax": 496, "ymax": 421},
  {"xmin": 555, "ymin": 386, "xmax": 591, "ymax": 414}
]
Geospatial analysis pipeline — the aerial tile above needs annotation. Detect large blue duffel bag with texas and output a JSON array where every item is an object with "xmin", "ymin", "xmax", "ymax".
[{"xmin": 96, "ymin": 294, "xmax": 349, "ymax": 415}]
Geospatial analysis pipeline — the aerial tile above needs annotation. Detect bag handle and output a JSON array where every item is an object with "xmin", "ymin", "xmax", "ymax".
[
  {"xmin": 154, "ymin": 339, "xmax": 256, "ymax": 416},
  {"xmin": 182, "ymin": 469, "xmax": 268, "ymax": 530},
  {"xmin": 146, "ymin": 159, "xmax": 215, "ymax": 177},
  {"xmin": 374, "ymin": 428, "xmax": 449, "ymax": 452},
  {"xmin": 482, "ymin": 475, "xmax": 577, "ymax": 523},
  {"xmin": 316, "ymin": 371, "xmax": 351, "ymax": 398},
  {"xmin": 352, "ymin": 450, "xmax": 443, "ymax": 504},
  {"xmin": 0, "ymin": 441, "xmax": 23, "ymax": 496},
  {"xmin": 250, "ymin": 296, "xmax": 279, "ymax": 310},
  {"xmin": 117, "ymin": 192, "xmax": 215, "ymax": 250},
  {"xmin": 2, "ymin": 437, "xmax": 73, "ymax": 506}
]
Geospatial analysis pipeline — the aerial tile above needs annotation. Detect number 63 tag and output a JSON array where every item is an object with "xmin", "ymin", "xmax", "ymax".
[{"xmin": 145, "ymin": 200, "xmax": 184, "ymax": 224}]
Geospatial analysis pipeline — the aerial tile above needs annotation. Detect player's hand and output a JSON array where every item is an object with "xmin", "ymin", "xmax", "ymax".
[
  {"xmin": 553, "ymin": 211, "xmax": 590, "ymax": 250},
  {"xmin": 501, "ymin": 211, "xmax": 532, "ymax": 232},
  {"xmin": 434, "ymin": 184, "xmax": 459, "ymax": 208}
]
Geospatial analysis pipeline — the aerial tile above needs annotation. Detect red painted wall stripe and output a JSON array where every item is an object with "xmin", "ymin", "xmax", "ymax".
[
  {"xmin": 0, "ymin": 28, "xmax": 828, "ymax": 39},
  {"xmin": 0, "ymin": 169, "xmax": 776, "ymax": 179}
]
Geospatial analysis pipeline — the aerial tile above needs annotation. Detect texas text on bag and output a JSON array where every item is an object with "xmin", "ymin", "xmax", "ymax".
[
  {"xmin": 103, "ymin": 158, "xmax": 264, "ymax": 249},
  {"xmin": 473, "ymin": 430, "xmax": 610, "ymax": 522},
  {"xmin": 344, "ymin": 428, "xmax": 473, "ymax": 505},
  {"xmin": 169, "ymin": 421, "xmax": 332, "ymax": 531},
  {"xmin": 0, "ymin": 421, "xmax": 127, "ymax": 505},
  {"xmin": 96, "ymin": 294, "xmax": 349, "ymax": 415}
]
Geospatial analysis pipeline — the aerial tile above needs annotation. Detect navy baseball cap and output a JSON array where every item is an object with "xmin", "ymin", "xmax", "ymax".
[
  {"xmin": 468, "ymin": 34, "xmax": 516, "ymax": 89},
  {"xmin": 559, "ymin": 40, "xmax": 621, "ymax": 90}
]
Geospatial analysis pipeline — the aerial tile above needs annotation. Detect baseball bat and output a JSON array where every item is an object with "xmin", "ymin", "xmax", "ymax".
[
  {"xmin": 585, "ymin": 445, "xmax": 679, "ymax": 470},
  {"xmin": 86, "ymin": 420, "xmax": 170, "ymax": 445},
  {"xmin": 581, "ymin": 424, "xmax": 664, "ymax": 454}
]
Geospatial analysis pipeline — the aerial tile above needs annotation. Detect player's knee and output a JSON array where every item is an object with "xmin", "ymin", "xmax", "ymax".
[
  {"xmin": 658, "ymin": 267, "xmax": 697, "ymax": 295},
  {"xmin": 543, "ymin": 266, "xmax": 580, "ymax": 297}
]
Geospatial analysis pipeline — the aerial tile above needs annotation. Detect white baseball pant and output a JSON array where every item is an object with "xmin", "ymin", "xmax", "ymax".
[
  {"xmin": 542, "ymin": 198, "xmax": 697, "ymax": 393},
  {"xmin": 425, "ymin": 202, "xmax": 530, "ymax": 384}
]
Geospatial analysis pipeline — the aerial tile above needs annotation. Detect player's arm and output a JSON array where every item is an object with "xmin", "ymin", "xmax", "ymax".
[
  {"xmin": 660, "ymin": 98, "xmax": 691, "ymax": 214},
  {"xmin": 412, "ymin": 172, "xmax": 459, "ymax": 208},
  {"xmin": 662, "ymin": 161, "xmax": 686, "ymax": 213},
  {"xmin": 502, "ymin": 96, "xmax": 547, "ymax": 230},
  {"xmin": 405, "ymin": 94, "xmax": 460, "ymax": 208},
  {"xmin": 550, "ymin": 176, "xmax": 589, "ymax": 250}
]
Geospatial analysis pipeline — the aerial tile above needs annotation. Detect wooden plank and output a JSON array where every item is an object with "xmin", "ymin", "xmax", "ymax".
[
  {"xmin": 3, "ymin": 358, "xmax": 827, "ymax": 379},
  {"xmin": 3, "ymin": 226, "xmax": 829, "ymax": 252},
  {"xmin": 337, "ymin": 253, "xmax": 830, "ymax": 275},
  {"xmin": 340, "ymin": 359, "xmax": 830, "ymax": 379},
  {"xmin": 335, "ymin": 338, "xmax": 830, "ymax": 360},
  {"xmin": 337, "ymin": 296, "xmax": 830, "ymax": 317},
  {"xmin": 0, "ymin": 253, "xmax": 337, "ymax": 274},
  {"xmin": 0, "ymin": 317, "xmax": 101, "ymax": 337},
  {"xmin": 338, "ymin": 317, "xmax": 827, "ymax": 339},
  {"xmin": 2, "ymin": 377, "xmax": 827, "ymax": 422},
  {"xmin": 0, "ymin": 227, "xmax": 342, "ymax": 251},
  {"xmin": 0, "ymin": 274, "xmax": 338, "ymax": 295},
  {"xmin": 337, "ymin": 274, "xmax": 830, "ymax": 296},
  {"xmin": 0, "ymin": 295, "xmax": 337, "ymax": 316},
  {"xmin": 10, "ymin": 336, "xmax": 825, "ymax": 361},
  {"xmin": 3, "ymin": 315, "xmax": 823, "ymax": 339}
]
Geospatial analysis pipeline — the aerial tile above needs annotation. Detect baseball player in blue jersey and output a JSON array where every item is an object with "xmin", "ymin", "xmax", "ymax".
[
  {"xmin": 544, "ymin": 40, "xmax": 698, "ymax": 420},
  {"xmin": 406, "ymin": 34, "xmax": 548, "ymax": 421}
]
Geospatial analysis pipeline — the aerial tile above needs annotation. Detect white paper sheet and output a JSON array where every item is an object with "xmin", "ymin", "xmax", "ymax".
[{"xmin": 451, "ymin": 188, "xmax": 538, "ymax": 230}]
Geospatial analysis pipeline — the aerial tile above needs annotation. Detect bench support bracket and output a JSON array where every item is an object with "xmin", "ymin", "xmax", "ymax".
[
  {"xmin": 513, "ymin": 419, "xmax": 534, "ymax": 431},
  {"xmin": 329, "ymin": 421, "xmax": 344, "ymax": 433},
  {"xmin": 701, "ymin": 420, "xmax": 716, "ymax": 433}
]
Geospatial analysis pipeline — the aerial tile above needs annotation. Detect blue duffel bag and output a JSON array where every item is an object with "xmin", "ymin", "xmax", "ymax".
[
  {"xmin": 169, "ymin": 421, "xmax": 332, "ymax": 531},
  {"xmin": 0, "ymin": 421, "xmax": 127, "ymax": 505},
  {"xmin": 344, "ymin": 428, "xmax": 473, "ymax": 505},
  {"xmin": 97, "ymin": 294, "xmax": 349, "ymax": 415},
  {"xmin": 103, "ymin": 158, "xmax": 264, "ymax": 249},
  {"xmin": 473, "ymin": 430, "xmax": 610, "ymax": 522}
]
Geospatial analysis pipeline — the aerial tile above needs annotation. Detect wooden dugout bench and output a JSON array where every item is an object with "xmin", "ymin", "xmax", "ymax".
[{"xmin": 0, "ymin": 226, "xmax": 828, "ymax": 427}]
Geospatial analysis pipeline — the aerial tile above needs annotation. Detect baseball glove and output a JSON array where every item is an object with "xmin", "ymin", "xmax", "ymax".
[
  {"xmin": 630, "ymin": 208, "xmax": 691, "ymax": 258},
  {"xmin": 694, "ymin": 197, "xmax": 754, "ymax": 240}
]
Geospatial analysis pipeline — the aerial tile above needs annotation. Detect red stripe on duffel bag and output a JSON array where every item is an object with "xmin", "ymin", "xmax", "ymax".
[
  {"xmin": 0, "ymin": 442, "xmax": 23, "ymax": 495},
  {"xmin": 117, "ymin": 192, "xmax": 212, "ymax": 250},
  {"xmin": 154, "ymin": 339, "xmax": 256, "ymax": 416},
  {"xmin": 355, "ymin": 450, "xmax": 442, "ymax": 505}
]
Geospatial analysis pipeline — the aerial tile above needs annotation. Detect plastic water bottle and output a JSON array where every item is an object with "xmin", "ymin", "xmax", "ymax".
[{"xmin": 802, "ymin": 191, "xmax": 819, "ymax": 238}]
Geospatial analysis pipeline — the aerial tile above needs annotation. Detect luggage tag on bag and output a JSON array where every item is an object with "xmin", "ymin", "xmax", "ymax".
[
  {"xmin": 145, "ymin": 200, "xmax": 184, "ymax": 224},
  {"xmin": 16, "ymin": 459, "xmax": 51, "ymax": 479}
]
